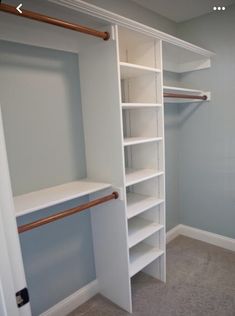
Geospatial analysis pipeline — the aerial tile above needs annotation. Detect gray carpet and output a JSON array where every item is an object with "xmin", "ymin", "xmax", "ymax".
[{"xmin": 69, "ymin": 236, "xmax": 235, "ymax": 316}]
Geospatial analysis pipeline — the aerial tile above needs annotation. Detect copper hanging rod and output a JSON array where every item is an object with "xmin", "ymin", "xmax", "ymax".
[
  {"xmin": 0, "ymin": 3, "xmax": 110, "ymax": 41},
  {"xmin": 18, "ymin": 191, "xmax": 119, "ymax": 234},
  {"xmin": 164, "ymin": 92, "xmax": 207, "ymax": 100}
]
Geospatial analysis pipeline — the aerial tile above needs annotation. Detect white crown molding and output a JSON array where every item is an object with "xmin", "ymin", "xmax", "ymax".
[{"xmin": 49, "ymin": 0, "xmax": 215, "ymax": 58}]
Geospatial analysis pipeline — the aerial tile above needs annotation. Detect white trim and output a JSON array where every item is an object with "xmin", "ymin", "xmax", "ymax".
[
  {"xmin": 166, "ymin": 224, "xmax": 181, "ymax": 244},
  {"xmin": 167, "ymin": 224, "xmax": 235, "ymax": 252},
  {"xmin": 40, "ymin": 280, "xmax": 98, "ymax": 316},
  {"xmin": 49, "ymin": 0, "xmax": 215, "ymax": 57}
]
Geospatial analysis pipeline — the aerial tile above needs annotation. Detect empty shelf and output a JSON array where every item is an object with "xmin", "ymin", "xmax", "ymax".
[
  {"xmin": 125, "ymin": 169, "xmax": 164, "ymax": 187},
  {"xmin": 120, "ymin": 62, "xmax": 161, "ymax": 79},
  {"xmin": 129, "ymin": 242, "xmax": 164, "ymax": 277},
  {"xmin": 123, "ymin": 137, "xmax": 162, "ymax": 147},
  {"xmin": 121, "ymin": 103, "xmax": 162, "ymax": 109},
  {"xmin": 127, "ymin": 193, "xmax": 164, "ymax": 219},
  {"xmin": 128, "ymin": 217, "xmax": 163, "ymax": 248},
  {"xmin": 14, "ymin": 180, "xmax": 111, "ymax": 217}
]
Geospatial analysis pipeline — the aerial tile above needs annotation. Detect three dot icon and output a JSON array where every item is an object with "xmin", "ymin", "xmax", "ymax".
[{"xmin": 213, "ymin": 6, "xmax": 226, "ymax": 10}]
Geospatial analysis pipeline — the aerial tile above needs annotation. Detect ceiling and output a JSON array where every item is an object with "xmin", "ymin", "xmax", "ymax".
[{"xmin": 131, "ymin": 0, "xmax": 235, "ymax": 22}]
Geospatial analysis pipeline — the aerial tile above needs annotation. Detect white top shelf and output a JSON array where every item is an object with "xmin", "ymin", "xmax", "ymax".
[
  {"xmin": 120, "ymin": 62, "xmax": 161, "ymax": 79},
  {"xmin": 129, "ymin": 242, "xmax": 164, "ymax": 277},
  {"xmin": 14, "ymin": 180, "xmax": 111, "ymax": 217},
  {"xmin": 128, "ymin": 217, "xmax": 163, "ymax": 248},
  {"xmin": 121, "ymin": 103, "xmax": 162, "ymax": 109},
  {"xmin": 123, "ymin": 137, "xmax": 162, "ymax": 147},
  {"xmin": 127, "ymin": 193, "xmax": 164, "ymax": 219},
  {"xmin": 164, "ymin": 85, "xmax": 209, "ymax": 103},
  {"xmin": 125, "ymin": 168, "xmax": 164, "ymax": 187}
]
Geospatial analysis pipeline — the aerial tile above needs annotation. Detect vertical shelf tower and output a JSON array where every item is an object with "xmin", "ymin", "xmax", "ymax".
[
  {"xmin": 78, "ymin": 25, "xmax": 166, "ymax": 313},
  {"xmin": 117, "ymin": 26, "xmax": 166, "ymax": 283}
]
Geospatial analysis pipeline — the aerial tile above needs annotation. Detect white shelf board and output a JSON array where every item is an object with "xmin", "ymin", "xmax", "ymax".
[
  {"xmin": 120, "ymin": 62, "xmax": 161, "ymax": 79},
  {"xmin": 164, "ymin": 85, "xmax": 204, "ymax": 94},
  {"xmin": 121, "ymin": 103, "xmax": 162, "ymax": 109},
  {"xmin": 163, "ymin": 85, "xmax": 210, "ymax": 103},
  {"xmin": 127, "ymin": 193, "xmax": 164, "ymax": 219},
  {"xmin": 125, "ymin": 169, "xmax": 164, "ymax": 187},
  {"xmin": 128, "ymin": 217, "xmax": 163, "ymax": 248},
  {"xmin": 129, "ymin": 242, "xmax": 164, "ymax": 277},
  {"xmin": 123, "ymin": 137, "xmax": 162, "ymax": 147},
  {"xmin": 14, "ymin": 180, "xmax": 111, "ymax": 217}
]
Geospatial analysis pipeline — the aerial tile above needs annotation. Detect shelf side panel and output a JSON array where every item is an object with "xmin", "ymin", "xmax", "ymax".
[{"xmin": 79, "ymin": 30, "xmax": 131, "ymax": 312}]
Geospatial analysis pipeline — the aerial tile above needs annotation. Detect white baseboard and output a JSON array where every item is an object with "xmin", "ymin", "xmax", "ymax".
[
  {"xmin": 166, "ymin": 224, "xmax": 181, "ymax": 244},
  {"xmin": 40, "ymin": 280, "xmax": 98, "ymax": 316},
  {"xmin": 167, "ymin": 224, "xmax": 235, "ymax": 252}
]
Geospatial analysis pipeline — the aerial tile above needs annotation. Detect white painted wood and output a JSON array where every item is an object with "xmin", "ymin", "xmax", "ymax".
[
  {"xmin": 128, "ymin": 217, "xmax": 164, "ymax": 248},
  {"xmin": 163, "ymin": 42, "xmax": 212, "ymax": 73},
  {"xmin": 0, "ymin": 212, "xmax": 20, "ymax": 316},
  {"xmin": 0, "ymin": 108, "xmax": 31, "ymax": 316},
  {"xmin": 121, "ymin": 73, "xmax": 160, "ymax": 103},
  {"xmin": 129, "ymin": 242, "xmax": 164, "ymax": 277},
  {"xmin": 118, "ymin": 27, "xmax": 161, "ymax": 69},
  {"xmin": 123, "ymin": 108, "xmax": 161, "ymax": 138},
  {"xmin": 79, "ymin": 25, "xmax": 132, "ymax": 312},
  {"xmin": 40, "ymin": 280, "xmax": 98, "ymax": 316},
  {"xmin": 166, "ymin": 224, "xmax": 235, "ymax": 252},
  {"xmin": 164, "ymin": 85, "xmax": 206, "ymax": 94},
  {"xmin": 14, "ymin": 180, "xmax": 111, "ymax": 217},
  {"xmin": 125, "ymin": 169, "xmax": 164, "ymax": 187},
  {"xmin": 121, "ymin": 103, "xmax": 162, "ymax": 109},
  {"xmin": 123, "ymin": 137, "xmax": 162, "ymax": 147},
  {"xmin": 120, "ymin": 62, "xmax": 161, "ymax": 79},
  {"xmin": 126, "ymin": 193, "xmax": 164, "ymax": 219},
  {"xmin": 50, "ymin": 0, "xmax": 215, "ymax": 58}
]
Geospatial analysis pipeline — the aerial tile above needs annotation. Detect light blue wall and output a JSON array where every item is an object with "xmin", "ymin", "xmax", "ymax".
[
  {"xmin": 163, "ymin": 72, "xmax": 181, "ymax": 231},
  {"xmin": 177, "ymin": 5, "xmax": 235, "ymax": 238},
  {"xmin": 0, "ymin": 41, "xmax": 96, "ymax": 315}
]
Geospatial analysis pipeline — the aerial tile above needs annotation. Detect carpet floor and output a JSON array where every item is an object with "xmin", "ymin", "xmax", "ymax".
[{"xmin": 69, "ymin": 236, "xmax": 235, "ymax": 316}]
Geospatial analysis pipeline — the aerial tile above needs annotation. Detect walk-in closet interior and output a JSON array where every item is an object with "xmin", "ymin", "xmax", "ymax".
[{"xmin": 0, "ymin": 1, "xmax": 234, "ymax": 315}]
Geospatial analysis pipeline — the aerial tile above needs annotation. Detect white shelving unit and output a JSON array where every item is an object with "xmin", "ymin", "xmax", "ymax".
[{"xmin": 117, "ymin": 25, "xmax": 166, "ymax": 299}]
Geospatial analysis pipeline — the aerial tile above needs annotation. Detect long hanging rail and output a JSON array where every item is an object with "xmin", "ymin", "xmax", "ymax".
[
  {"xmin": 18, "ymin": 191, "xmax": 119, "ymax": 234},
  {"xmin": 0, "ymin": 3, "xmax": 110, "ymax": 40},
  {"xmin": 164, "ymin": 92, "xmax": 207, "ymax": 100}
]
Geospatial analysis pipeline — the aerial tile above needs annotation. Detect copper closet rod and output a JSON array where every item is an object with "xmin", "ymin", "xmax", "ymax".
[
  {"xmin": 18, "ymin": 191, "xmax": 119, "ymax": 234},
  {"xmin": 164, "ymin": 93, "xmax": 207, "ymax": 100},
  {"xmin": 0, "ymin": 3, "xmax": 110, "ymax": 40}
]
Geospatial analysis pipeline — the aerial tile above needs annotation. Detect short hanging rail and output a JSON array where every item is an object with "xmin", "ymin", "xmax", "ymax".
[
  {"xmin": 0, "ymin": 3, "xmax": 110, "ymax": 41},
  {"xmin": 18, "ymin": 191, "xmax": 119, "ymax": 234},
  {"xmin": 164, "ymin": 92, "xmax": 207, "ymax": 100}
]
